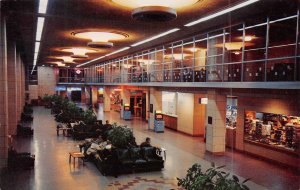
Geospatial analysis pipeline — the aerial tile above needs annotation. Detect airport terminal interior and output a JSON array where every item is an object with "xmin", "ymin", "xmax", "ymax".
[{"xmin": 0, "ymin": 0, "xmax": 299, "ymax": 189}]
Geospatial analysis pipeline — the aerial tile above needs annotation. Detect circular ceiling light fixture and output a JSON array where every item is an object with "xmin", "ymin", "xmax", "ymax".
[
  {"xmin": 112, "ymin": 0, "xmax": 199, "ymax": 22},
  {"xmin": 215, "ymin": 42, "xmax": 254, "ymax": 51},
  {"xmin": 47, "ymin": 61, "xmax": 66, "ymax": 67},
  {"xmin": 60, "ymin": 47, "xmax": 98, "ymax": 58},
  {"xmin": 71, "ymin": 31, "xmax": 129, "ymax": 48},
  {"xmin": 50, "ymin": 56, "xmax": 77, "ymax": 64}
]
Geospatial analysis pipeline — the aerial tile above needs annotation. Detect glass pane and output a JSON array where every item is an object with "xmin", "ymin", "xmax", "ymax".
[
  {"xmin": 268, "ymin": 16, "xmax": 297, "ymax": 58},
  {"xmin": 224, "ymin": 24, "xmax": 243, "ymax": 64},
  {"xmin": 172, "ymin": 41, "xmax": 183, "ymax": 70},
  {"xmin": 244, "ymin": 19, "xmax": 267, "ymax": 61},
  {"xmin": 243, "ymin": 61, "xmax": 265, "ymax": 81},
  {"xmin": 194, "ymin": 34, "xmax": 207, "ymax": 82},
  {"xmin": 207, "ymin": 30, "xmax": 224, "ymax": 57},
  {"xmin": 163, "ymin": 45, "xmax": 172, "ymax": 67},
  {"xmin": 182, "ymin": 38, "xmax": 194, "ymax": 82},
  {"xmin": 267, "ymin": 58, "xmax": 294, "ymax": 81},
  {"xmin": 223, "ymin": 63, "xmax": 241, "ymax": 82},
  {"xmin": 206, "ymin": 64, "xmax": 222, "ymax": 82},
  {"xmin": 194, "ymin": 66, "xmax": 206, "ymax": 82}
]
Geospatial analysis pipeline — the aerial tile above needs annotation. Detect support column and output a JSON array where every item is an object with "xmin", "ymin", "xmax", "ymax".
[
  {"xmin": 7, "ymin": 41, "xmax": 18, "ymax": 135},
  {"xmin": 148, "ymin": 87, "xmax": 162, "ymax": 130},
  {"xmin": 21, "ymin": 61, "xmax": 25, "ymax": 107},
  {"xmin": 91, "ymin": 86, "xmax": 98, "ymax": 108},
  {"xmin": 0, "ymin": 13, "xmax": 9, "ymax": 169},
  {"xmin": 81, "ymin": 87, "xmax": 86, "ymax": 103},
  {"xmin": 120, "ymin": 86, "xmax": 130, "ymax": 118},
  {"xmin": 103, "ymin": 86, "xmax": 111, "ymax": 112},
  {"xmin": 16, "ymin": 53, "xmax": 22, "ymax": 122},
  {"xmin": 205, "ymin": 89, "xmax": 226, "ymax": 155}
]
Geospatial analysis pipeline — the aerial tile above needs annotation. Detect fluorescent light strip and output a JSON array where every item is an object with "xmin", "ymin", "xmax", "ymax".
[
  {"xmin": 131, "ymin": 28, "xmax": 180, "ymax": 47},
  {"xmin": 106, "ymin": 47, "xmax": 130, "ymax": 56},
  {"xmin": 34, "ymin": 42, "xmax": 40, "ymax": 53},
  {"xmin": 185, "ymin": 0, "xmax": 260, "ymax": 27},
  {"xmin": 38, "ymin": 0, "xmax": 49, "ymax": 14},
  {"xmin": 34, "ymin": 52, "xmax": 38, "ymax": 60},
  {"xmin": 36, "ymin": 17, "xmax": 45, "ymax": 41},
  {"xmin": 76, "ymin": 56, "xmax": 106, "ymax": 67},
  {"xmin": 31, "ymin": 65, "xmax": 36, "ymax": 74}
]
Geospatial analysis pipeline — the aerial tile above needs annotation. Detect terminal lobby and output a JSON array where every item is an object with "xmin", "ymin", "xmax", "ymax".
[{"xmin": 0, "ymin": 0, "xmax": 299, "ymax": 190}]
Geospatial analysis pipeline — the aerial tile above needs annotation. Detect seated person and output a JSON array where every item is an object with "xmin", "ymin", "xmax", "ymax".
[
  {"xmin": 101, "ymin": 145, "xmax": 119, "ymax": 177},
  {"xmin": 102, "ymin": 120, "xmax": 113, "ymax": 138},
  {"xmin": 103, "ymin": 120, "xmax": 112, "ymax": 130},
  {"xmin": 128, "ymin": 136, "xmax": 138, "ymax": 148},
  {"xmin": 140, "ymin": 137, "xmax": 152, "ymax": 148}
]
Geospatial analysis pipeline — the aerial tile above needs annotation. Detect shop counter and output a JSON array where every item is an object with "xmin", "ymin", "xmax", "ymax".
[
  {"xmin": 244, "ymin": 139, "xmax": 299, "ymax": 168},
  {"xmin": 163, "ymin": 114, "xmax": 177, "ymax": 131}
]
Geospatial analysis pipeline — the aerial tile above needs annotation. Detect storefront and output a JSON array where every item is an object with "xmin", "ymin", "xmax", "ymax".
[
  {"xmin": 110, "ymin": 88, "xmax": 122, "ymax": 112},
  {"xmin": 67, "ymin": 87, "xmax": 82, "ymax": 102},
  {"xmin": 226, "ymin": 97, "xmax": 238, "ymax": 148},
  {"xmin": 233, "ymin": 90, "xmax": 300, "ymax": 168}
]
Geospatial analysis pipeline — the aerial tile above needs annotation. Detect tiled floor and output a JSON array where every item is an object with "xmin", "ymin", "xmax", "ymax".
[{"xmin": 0, "ymin": 106, "xmax": 299, "ymax": 190}]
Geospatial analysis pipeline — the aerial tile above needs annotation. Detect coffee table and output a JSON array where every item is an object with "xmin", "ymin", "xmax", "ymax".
[{"xmin": 69, "ymin": 152, "xmax": 85, "ymax": 167}]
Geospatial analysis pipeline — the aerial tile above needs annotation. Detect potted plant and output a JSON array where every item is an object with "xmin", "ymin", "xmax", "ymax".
[
  {"xmin": 82, "ymin": 109, "xmax": 97, "ymax": 125},
  {"xmin": 107, "ymin": 124, "xmax": 134, "ymax": 148},
  {"xmin": 177, "ymin": 163, "xmax": 250, "ymax": 190}
]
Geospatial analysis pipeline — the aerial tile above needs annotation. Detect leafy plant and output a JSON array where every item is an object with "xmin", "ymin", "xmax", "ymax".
[
  {"xmin": 107, "ymin": 124, "xmax": 134, "ymax": 148},
  {"xmin": 82, "ymin": 109, "xmax": 97, "ymax": 125},
  {"xmin": 178, "ymin": 163, "xmax": 250, "ymax": 190}
]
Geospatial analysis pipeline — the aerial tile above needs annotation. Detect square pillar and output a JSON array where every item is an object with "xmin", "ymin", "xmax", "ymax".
[
  {"xmin": 120, "ymin": 86, "xmax": 130, "ymax": 118},
  {"xmin": 0, "ymin": 14, "xmax": 9, "ymax": 169},
  {"xmin": 205, "ymin": 89, "xmax": 226, "ymax": 155},
  {"xmin": 7, "ymin": 42, "xmax": 18, "ymax": 135},
  {"xmin": 103, "ymin": 86, "xmax": 111, "ymax": 112},
  {"xmin": 148, "ymin": 87, "xmax": 162, "ymax": 130}
]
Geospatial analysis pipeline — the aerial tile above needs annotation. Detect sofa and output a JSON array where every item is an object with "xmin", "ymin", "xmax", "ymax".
[
  {"xmin": 8, "ymin": 147, "xmax": 35, "ymax": 169},
  {"xmin": 94, "ymin": 146, "xmax": 164, "ymax": 176},
  {"xmin": 17, "ymin": 124, "xmax": 34, "ymax": 137},
  {"xmin": 72, "ymin": 123, "xmax": 103, "ymax": 140}
]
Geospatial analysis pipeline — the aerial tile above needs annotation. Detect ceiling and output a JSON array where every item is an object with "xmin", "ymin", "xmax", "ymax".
[{"xmin": 1, "ymin": 0, "xmax": 299, "ymax": 68}]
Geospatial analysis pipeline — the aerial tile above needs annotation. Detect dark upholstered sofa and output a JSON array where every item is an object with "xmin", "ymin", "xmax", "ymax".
[
  {"xmin": 93, "ymin": 147, "xmax": 164, "ymax": 176},
  {"xmin": 8, "ymin": 147, "xmax": 35, "ymax": 169}
]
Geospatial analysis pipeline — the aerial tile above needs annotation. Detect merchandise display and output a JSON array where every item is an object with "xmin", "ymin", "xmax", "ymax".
[
  {"xmin": 226, "ymin": 105, "xmax": 237, "ymax": 129},
  {"xmin": 244, "ymin": 111, "xmax": 300, "ymax": 151}
]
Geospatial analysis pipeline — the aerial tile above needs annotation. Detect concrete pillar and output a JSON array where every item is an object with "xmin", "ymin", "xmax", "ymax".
[
  {"xmin": 103, "ymin": 86, "xmax": 111, "ymax": 112},
  {"xmin": 0, "ymin": 13, "xmax": 9, "ymax": 169},
  {"xmin": 16, "ymin": 53, "xmax": 22, "ymax": 122},
  {"xmin": 7, "ymin": 41, "xmax": 18, "ymax": 135},
  {"xmin": 91, "ymin": 86, "xmax": 98, "ymax": 107},
  {"xmin": 148, "ymin": 87, "xmax": 162, "ymax": 130},
  {"xmin": 120, "ymin": 86, "xmax": 130, "ymax": 118},
  {"xmin": 81, "ymin": 87, "xmax": 86, "ymax": 103},
  {"xmin": 84, "ymin": 86, "xmax": 91, "ymax": 105},
  {"xmin": 21, "ymin": 61, "xmax": 25, "ymax": 107},
  {"xmin": 205, "ymin": 89, "xmax": 226, "ymax": 154}
]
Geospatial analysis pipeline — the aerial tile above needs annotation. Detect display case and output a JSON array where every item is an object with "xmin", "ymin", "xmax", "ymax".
[{"xmin": 244, "ymin": 111, "xmax": 300, "ymax": 152}]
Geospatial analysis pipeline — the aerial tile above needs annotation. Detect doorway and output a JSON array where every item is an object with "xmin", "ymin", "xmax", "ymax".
[
  {"xmin": 71, "ymin": 91, "xmax": 81, "ymax": 102},
  {"xmin": 130, "ymin": 95, "xmax": 142, "ymax": 117}
]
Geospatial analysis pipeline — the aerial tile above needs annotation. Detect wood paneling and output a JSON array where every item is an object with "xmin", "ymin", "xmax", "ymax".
[
  {"xmin": 193, "ymin": 94, "xmax": 206, "ymax": 136},
  {"xmin": 163, "ymin": 114, "xmax": 177, "ymax": 131}
]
